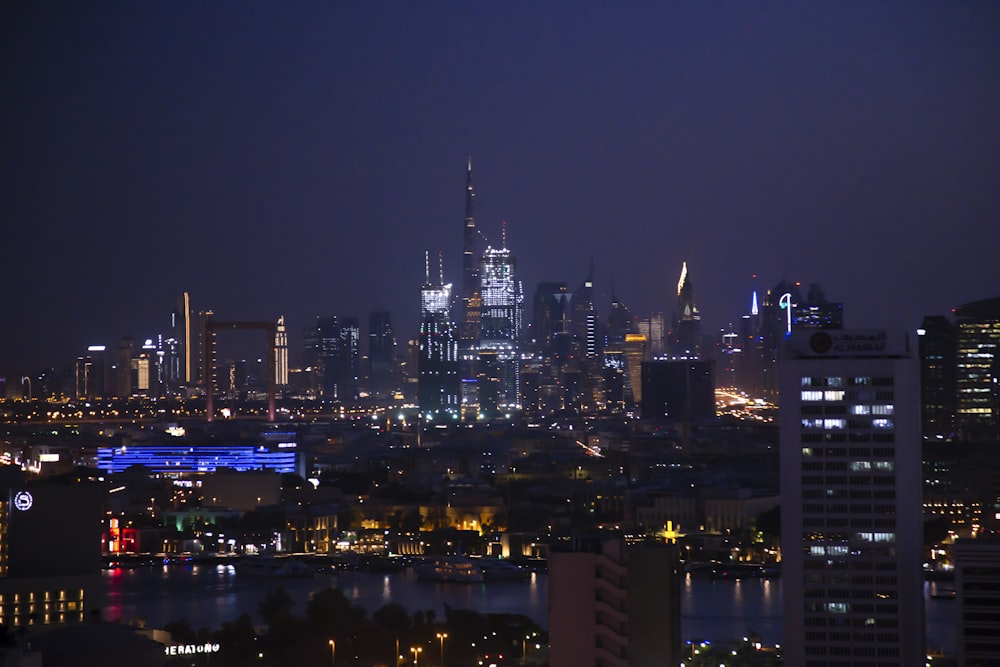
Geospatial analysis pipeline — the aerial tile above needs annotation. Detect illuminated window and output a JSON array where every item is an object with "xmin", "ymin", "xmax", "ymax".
[
  {"xmin": 850, "ymin": 405, "xmax": 870, "ymax": 415},
  {"xmin": 802, "ymin": 391, "xmax": 823, "ymax": 401},
  {"xmin": 824, "ymin": 390, "xmax": 845, "ymax": 401}
]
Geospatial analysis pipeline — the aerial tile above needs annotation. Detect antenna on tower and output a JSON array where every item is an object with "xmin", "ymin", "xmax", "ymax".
[
  {"xmin": 438, "ymin": 250, "xmax": 444, "ymax": 284},
  {"xmin": 424, "ymin": 251, "xmax": 430, "ymax": 284},
  {"xmin": 501, "ymin": 221, "xmax": 507, "ymax": 249}
]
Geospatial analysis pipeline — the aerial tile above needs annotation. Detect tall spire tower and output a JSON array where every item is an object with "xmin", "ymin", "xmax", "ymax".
[
  {"xmin": 460, "ymin": 158, "xmax": 482, "ymax": 369},
  {"xmin": 462, "ymin": 158, "xmax": 479, "ymax": 324}
]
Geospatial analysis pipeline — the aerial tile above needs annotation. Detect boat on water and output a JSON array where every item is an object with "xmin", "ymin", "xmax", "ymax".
[
  {"xmin": 235, "ymin": 557, "xmax": 315, "ymax": 578},
  {"xmin": 475, "ymin": 557, "xmax": 531, "ymax": 582},
  {"xmin": 413, "ymin": 556, "xmax": 484, "ymax": 583}
]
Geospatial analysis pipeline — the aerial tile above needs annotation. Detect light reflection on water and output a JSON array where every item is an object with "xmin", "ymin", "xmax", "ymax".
[{"xmin": 100, "ymin": 566, "xmax": 954, "ymax": 653}]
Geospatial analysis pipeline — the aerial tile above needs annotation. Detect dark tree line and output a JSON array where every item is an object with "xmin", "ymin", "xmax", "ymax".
[{"xmin": 163, "ymin": 587, "xmax": 546, "ymax": 667}]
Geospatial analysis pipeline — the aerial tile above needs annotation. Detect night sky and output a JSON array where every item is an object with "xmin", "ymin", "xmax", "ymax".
[{"xmin": 3, "ymin": 3, "xmax": 999, "ymax": 378}]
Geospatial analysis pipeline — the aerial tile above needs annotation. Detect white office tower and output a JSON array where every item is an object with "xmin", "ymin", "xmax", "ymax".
[
  {"xmin": 953, "ymin": 537, "xmax": 1000, "ymax": 666},
  {"xmin": 779, "ymin": 330, "xmax": 924, "ymax": 666}
]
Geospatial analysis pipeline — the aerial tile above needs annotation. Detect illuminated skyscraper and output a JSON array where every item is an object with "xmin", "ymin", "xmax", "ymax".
[
  {"xmin": 571, "ymin": 267, "xmax": 599, "ymax": 360},
  {"xmin": 954, "ymin": 297, "xmax": 1000, "ymax": 441},
  {"xmin": 479, "ymin": 230, "xmax": 523, "ymax": 410},
  {"xmin": 275, "ymin": 316, "xmax": 289, "ymax": 388},
  {"xmin": 460, "ymin": 159, "xmax": 481, "ymax": 351},
  {"xmin": 673, "ymin": 261, "xmax": 701, "ymax": 357},
  {"xmin": 637, "ymin": 314, "xmax": 664, "ymax": 357},
  {"xmin": 419, "ymin": 252, "xmax": 460, "ymax": 420},
  {"xmin": 316, "ymin": 316, "xmax": 339, "ymax": 399},
  {"xmin": 780, "ymin": 329, "xmax": 924, "ymax": 665},
  {"xmin": 75, "ymin": 345, "xmax": 106, "ymax": 399},
  {"xmin": 173, "ymin": 292, "xmax": 193, "ymax": 385},
  {"xmin": 338, "ymin": 317, "xmax": 361, "ymax": 402},
  {"xmin": 570, "ymin": 266, "xmax": 601, "ymax": 410}
]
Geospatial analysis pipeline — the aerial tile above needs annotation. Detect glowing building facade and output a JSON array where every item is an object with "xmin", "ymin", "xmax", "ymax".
[
  {"xmin": 97, "ymin": 444, "xmax": 297, "ymax": 475},
  {"xmin": 418, "ymin": 252, "xmax": 460, "ymax": 420},
  {"xmin": 955, "ymin": 297, "xmax": 1000, "ymax": 440},
  {"xmin": 275, "ymin": 315, "xmax": 289, "ymax": 388},
  {"xmin": 479, "ymin": 241, "xmax": 523, "ymax": 411}
]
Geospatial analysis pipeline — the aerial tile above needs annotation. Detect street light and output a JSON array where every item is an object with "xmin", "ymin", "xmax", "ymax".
[
  {"xmin": 328, "ymin": 639, "xmax": 335, "ymax": 666},
  {"xmin": 436, "ymin": 632, "xmax": 448, "ymax": 666},
  {"xmin": 410, "ymin": 646, "xmax": 423, "ymax": 666}
]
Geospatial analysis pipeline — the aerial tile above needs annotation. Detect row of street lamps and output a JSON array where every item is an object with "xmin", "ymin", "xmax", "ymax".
[{"xmin": 329, "ymin": 630, "xmax": 542, "ymax": 666}]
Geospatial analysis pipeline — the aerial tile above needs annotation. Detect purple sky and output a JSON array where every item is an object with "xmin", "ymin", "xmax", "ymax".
[{"xmin": 3, "ymin": 2, "xmax": 999, "ymax": 377}]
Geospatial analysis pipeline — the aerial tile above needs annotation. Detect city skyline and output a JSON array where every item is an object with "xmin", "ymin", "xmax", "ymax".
[{"xmin": 4, "ymin": 2, "xmax": 999, "ymax": 378}]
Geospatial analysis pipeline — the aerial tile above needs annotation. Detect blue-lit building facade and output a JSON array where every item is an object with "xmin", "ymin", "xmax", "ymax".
[{"xmin": 97, "ymin": 444, "xmax": 298, "ymax": 475}]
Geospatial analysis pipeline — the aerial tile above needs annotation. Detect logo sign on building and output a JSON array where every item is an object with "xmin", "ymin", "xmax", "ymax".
[
  {"xmin": 164, "ymin": 643, "xmax": 220, "ymax": 656},
  {"xmin": 12, "ymin": 490, "xmax": 33, "ymax": 512},
  {"xmin": 787, "ymin": 329, "xmax": 910, "ymax": 359}
]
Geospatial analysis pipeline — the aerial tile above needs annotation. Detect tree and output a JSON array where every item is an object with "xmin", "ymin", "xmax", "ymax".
[
  {"xmin": 164, "ymin": 618, "xmax": 198, "ymax": 645},
  {"xmin": 257, "ymin": 587, "xmax": 295, "ymax": 627},
  {"xmin": 212, "ymin": 613, "xmax": 258, "ymax": 667},
  {"xmin": 755, "ymin": 505, "xmax": 780, "ymax": 539},
  {"xmin": 373, "ymin": 603, "xmax": 411, "ymax": 639}
]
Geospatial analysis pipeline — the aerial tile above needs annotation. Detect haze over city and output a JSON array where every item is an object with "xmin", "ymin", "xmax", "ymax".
[{"xmin": 3, "ymin": 2, "xmax": 999, "ymax": 376}]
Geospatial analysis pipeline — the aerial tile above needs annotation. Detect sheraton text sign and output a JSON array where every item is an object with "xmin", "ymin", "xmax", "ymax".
[{"xmin": 165, "ymin": 643, "xmax": 220, "ymax": 656}]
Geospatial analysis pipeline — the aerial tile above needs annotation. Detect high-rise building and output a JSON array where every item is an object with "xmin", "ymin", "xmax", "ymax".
[
  {"xmin": 274, "ymin": 316, "xmax": 289, "ymax": 388},
  {"xmin": 368, "ymin": 310, "xmax": 395, "ymax": 400},
  {"xmin": 673, "ymin": 261, "xmax": 701, "ymax": 357},
  {"xmin": 418, "ymin": 253, "xmax": 460, "ymax": 421},
  {"xmin": 779, "ymin": 329, "xmax": 924, "ymax": 666},
  {"xmin": 116, "ymin": 337, "xmax": 133, "ymax": 398},
  {"xmin": 623, "ymin": 333, "xmax": 648, "ymax": 404},
  {"xmin": 532, "ymin": 282, "xmax": 569, "ymax": 354},
  {"xmin": 759, "ymin": 281, "xmax": 844, "ymax": 400},
  {"xmin": 637, "ymin": 313, "xmax": 664, "ymax": 357},
  {"xmin": 604, "ymin": 292, "xmax": 634, "ymax": 352},
  {"xmin": 570, "ymin": 266, "xmax": 602, "ymax": 411},
  {"xmin": 302, "ymin": 324, "xmax": 320, "ymax": 394},
  {"xmin": 953, "ymin": 536, "xmax": 1000, "ymax": 666},
  {"xmin": 954, "ymin": 297, "xmax": 1000, "ymax": 441},
  {"xmin": 75, "ymin": 345, "xmax": 106, "ymax": 399},
  {"xmin": 479, "ymin": 233, "xmax": 523, "ymax": 410},
  {"xmin": 548, "ymin": 535, "xmax": 681, "ymax": 667},
  {"xmin": 338, "ymin": 317, "xmax": 361, "ymax": 402},
  {"xmin": 571, "ymin": 267, "xmax": 600, "ymax": 361},
  {"xmin": 795, "ymin": 283, "xmax": 844, "ymax": 330},
  {"xmin": 0, "ymin": 471, "xmax": 104, "ymax": 629},
  {"xmin": 460, "ymin": 159, "xmax": 481, "ymax": 355},
  {"xmin": 917, "ymin": 315, "xmax": 957, "ymax": 441},
  {"xmin": 603, "ymin": 350, "xmax": 626, "ymax": 413},
  {"xmin": 640, "ymin": 359, "xmax": 715, "ymax": 422},
  {"xmin": 316, "ymin": 316, "xmax": 339, "ymax": 400},
  {"xmin": 173, "ymin": 292, "xmax": 193, "ymax": 386}
]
